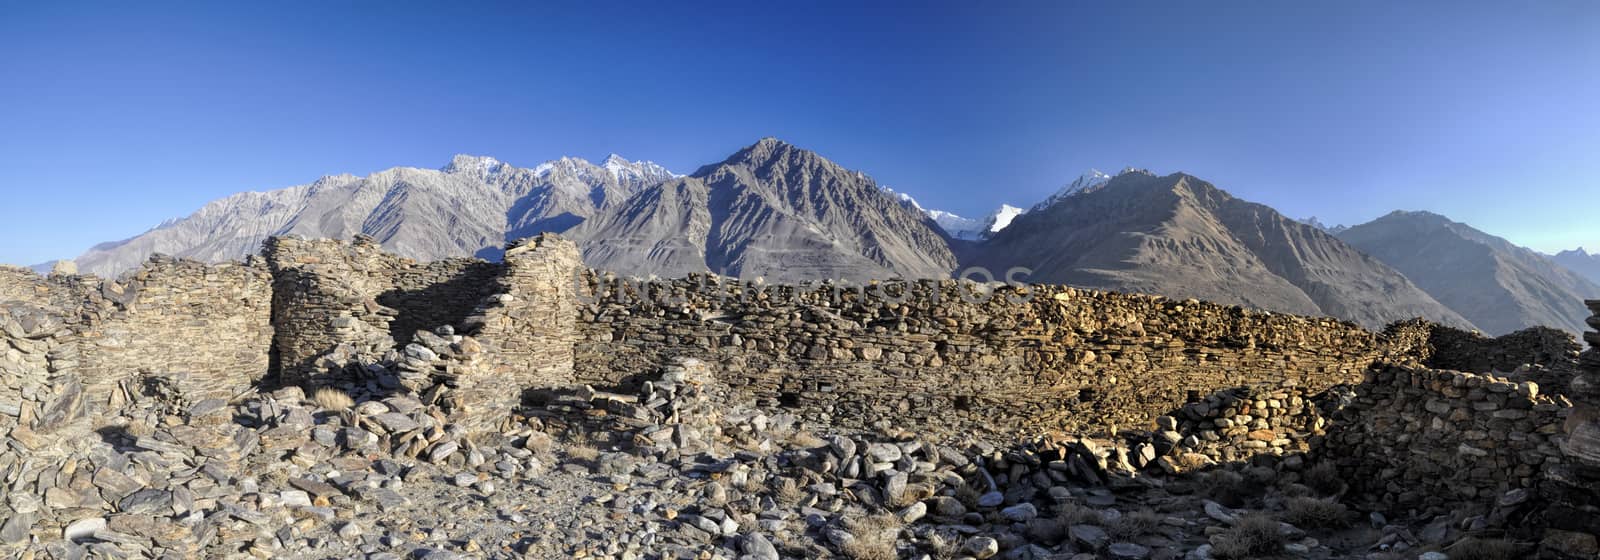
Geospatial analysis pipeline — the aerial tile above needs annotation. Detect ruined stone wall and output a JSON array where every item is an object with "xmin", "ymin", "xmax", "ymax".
[
  {"xmin": 1317, "ymin": 365, "xmax": 1567, "ymax": 513},
  {"xmin": 73, "ymin": 255, "xmax": 274, "ymax": 402},
  {"xmin": 573, "ymin": 274, "xmax": 1431, "ymax": 436},
  {"xmin": 1422, "ymin": 323, "xmax": 1581, "ymax": 374},
  {"xmin": 463, "ymin": 234, "xmax": 582, "ymax": 390},
  {"xmin": 264, "ymin": 235, "xmax": 502, "ymax": 386}
]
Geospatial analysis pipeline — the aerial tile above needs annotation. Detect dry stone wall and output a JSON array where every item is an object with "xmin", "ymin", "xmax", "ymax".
[
  {"xmin": 1316, "ymin": 365, "xmax": 1566, "ymax": 513},
  {"xmin": 74, "ymin": 255, "xmax": 273, "ymax": 402},
  {"xmin": 1421, "ymin": 323, "xmax": 1581, "ymax": 375},
  {"xmin": 573, "ymin": 274, "xmax": 1438, "ymax": 436},
  {"xmin": 263, "ymin": 235, "xmax": 499, "ymax": 387}
]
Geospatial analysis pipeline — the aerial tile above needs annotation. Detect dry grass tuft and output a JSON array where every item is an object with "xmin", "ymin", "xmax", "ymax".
[
  {"xmin": 565, "ymin": 444, "xmax": 600, "ymax": 462},
  {"xmin": 1281, "ymin": 497, "xmax": 1350, "ymax": 528},
  {"xmin": 1111, "ymin": 508, "xmax": 1163, "ymax": 539},
  {"xmin": 1056, "ymin": 502, "xmax": 1104, "ymax": 525},
  {"xmin": 1211, "ymin": 514, "xmax": 1286, "ymax": 559},
  {"xmin": 312, "ymin": 387, "xmax": 353, "ymax": 411},
  {"xmin": 789, "ymin": 431, "xmax": 826, "ymax": 449},
  {"xmin": 1301, "ymin": 462, "xmax": 1345, "ymax": 497},
  {"xmin": 1445, "ymin": 537, "xmax": 1523, "ymax": 560},
  {"xmin": 775, "ymin": 477, "xmax": 806, "ymax": 505},
  {"xmin": 841, "ymin": 513, "xmax": 902, "ymax": 560}
]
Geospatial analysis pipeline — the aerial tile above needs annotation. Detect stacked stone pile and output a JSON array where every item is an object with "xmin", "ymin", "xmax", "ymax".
[{"xmin": 1158, "ymin": 384, "xmax": 1326, "ymax": 469}]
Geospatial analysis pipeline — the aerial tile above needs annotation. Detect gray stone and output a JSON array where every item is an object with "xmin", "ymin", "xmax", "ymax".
[
  {"xmin": 964, "ymin": 536, "xmax": 999, "ymax": 559},
  {"xmin": 739, "ymin": 532, "xmax": 779, "ymax": 560},
  {"xmin": 1069, "ymin": 524, "xmax": 1109, "ymax": 549},
  {"xmin": 1000, "ymin": 502, "xmax": 1038, "ymax": 522},
  {"xmin": 1109, "ymin": 542, "xmax": 1151, "ymax": 559},
  {"xmin": 1, "ymin": 510, "xmax": 35, "ymax": 544}
]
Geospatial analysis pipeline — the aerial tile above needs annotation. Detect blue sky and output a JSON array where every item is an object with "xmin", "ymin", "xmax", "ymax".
[{"xmin": 1, "ymin": 1, "xmax": 1597, "ymax": 265}]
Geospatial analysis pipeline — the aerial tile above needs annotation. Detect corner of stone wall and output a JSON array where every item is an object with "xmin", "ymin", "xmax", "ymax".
[
  {"xmin": 1539, "ymin": 300, "xmax": 1600, "ymax": 555},
  {"xmin": 454, "ymin": 234, "xmax": 583, "ymax": 431}
]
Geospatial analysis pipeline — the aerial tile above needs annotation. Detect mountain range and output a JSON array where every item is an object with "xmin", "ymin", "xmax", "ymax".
[
  {"xmin": 1553, "ymin": 248, "xmax": 1600, "ymax": 286},
  {"xmin": 36, "ymin": 138, "xmax": 1600, "ymax": 335}
]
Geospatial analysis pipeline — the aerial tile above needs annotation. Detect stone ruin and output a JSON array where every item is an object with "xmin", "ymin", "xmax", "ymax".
[{"xmin": 3, "ymin": 235, "xmax": 1600, "ymax": 558}]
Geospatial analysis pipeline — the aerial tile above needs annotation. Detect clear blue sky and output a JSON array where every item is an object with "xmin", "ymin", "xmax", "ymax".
[{"xmin": 2, "ymin": 1, "xmax": 1597, "ymax": 265}]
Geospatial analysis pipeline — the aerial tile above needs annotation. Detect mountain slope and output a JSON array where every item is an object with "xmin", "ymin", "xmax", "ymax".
[
  {"xmin": 971, "ymin": 171, "xmax": 1474, "ymax": 330},
  {"xmin": 1554, "ymin": 248, "xmax": 1600, "ymax": 286},
  {"xmin": 573, "ymin": 138, "xmax": 958, "ymax": 281},
  {"xmin": 1337, "ymin": 211, "xmax": 1600, "ymax": 335},
  {"xmin": 72, "ymin": 155, "xmax": 676, "ymax": 276}
]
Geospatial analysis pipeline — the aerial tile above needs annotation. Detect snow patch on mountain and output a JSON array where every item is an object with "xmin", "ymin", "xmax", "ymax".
[
  {"xmin": 984, "ymin": 205, "xmax": 1026, "ymax": 234},
  {"xmin": 1031, "ymin": 169, "xmax": 1112, "ymax": 211}
]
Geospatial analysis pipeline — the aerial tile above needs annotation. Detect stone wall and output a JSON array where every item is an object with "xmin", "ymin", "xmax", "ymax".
[
  {"xmin": 573, "ymin": 274, "xmax": 1436, "ymax": 436},
  {"xmin": 74, "ymin": 255, "xmax": 273, "ymax": 402},
  {"xmin": 1317, "ymin": 365, "xmax": 1566, "ymax": 513},
  {"xmin": 459, "ymin": 235, "xmax": 582, "ymax": 414},
  {"xmin": 263, "ymin": 235, "xmax": 501, "ymax": 387},
  {"xmin": 1, "ymin": 255, "xmax": 272, "ymax": 442},
  {"xmin": 1421, "ymin": 323, "xmax": 1581, "ymax": 375}
]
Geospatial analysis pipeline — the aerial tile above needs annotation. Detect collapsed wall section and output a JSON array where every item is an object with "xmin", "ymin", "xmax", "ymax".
[{"xmin": 263, "ymin": 235, "xmax": 499, "ymax": 387}]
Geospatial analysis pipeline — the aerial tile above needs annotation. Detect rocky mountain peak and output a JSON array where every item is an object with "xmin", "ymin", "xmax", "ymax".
[{"xmin": 441, "ymin": 154, "xmax": 506, "ymax": 177}]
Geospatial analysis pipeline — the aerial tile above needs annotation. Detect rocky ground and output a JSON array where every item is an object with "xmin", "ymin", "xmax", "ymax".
[{"xmin": 1, "ymin": 331, "xmax": 1536, "ymax": 559}]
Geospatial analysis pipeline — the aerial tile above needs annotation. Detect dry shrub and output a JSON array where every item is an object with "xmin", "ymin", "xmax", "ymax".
[
  {"xmin": 565, "ymin": 444, "xmax": 599, "ymax": 462},
  {"xmin": 889, "ymin": 483, "xmax": 930, "ymax": 509},
  {"xmin": 775, "ymin": 477, "xmax": 806, "ymax": 505},
  {"xmin": 1056, "ymin": 502, "xmax": 1104, "ymax": 525},
  {"xmin": 841, "ymin": 513, "xmax": 902, "ymax": 560},
  {"xmin": 1446, "ymin": 537, "xmax": 1522, "ymax": 560},
  {"xmin": 789, "ymin": 430, "xmax": 826, "ymax": 448},
  {"xmin": 1198, "ymin": 470, "xmax": 1253, "ymax": 507},
  {"xmin": 1211, "ymin": 514, "xmax": 1285, "ymax": 559},
  {"xmin": 1281, "ymin": 497, "xmax": 1350, "ymax": 528},
  {"xmin": 1112, "ymin": 508, "xmax": 1162, "ymax": 539},
  {"xmin": 1301, "ymin": 462, "xmax": 1345, "ymax": 497},
  {"xmin": 312, "ymin": 387, "xmax": 353, "ymax": 411}
]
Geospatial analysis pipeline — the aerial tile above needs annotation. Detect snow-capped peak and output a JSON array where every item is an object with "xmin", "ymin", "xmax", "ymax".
[
  {"xmin": 1299, "ymin": 216, "xmax": 1349, "ymax": 235},
  {"xmin": 1031, "ymin": 169, "xmax": 1112, "ymax": 211},
  {"xmin": 879, "ymin": 186, "xmax": 925, "ymax": 211},
  {"xmin": 442, "ymin": 154, "xmax": 507, "ymax": 177},
  {"xmin": 600, "ymin": 154, "xmax": 682, "ymax": 182},
  {"xmin": 984, "ymin": 204, "xmax": 1026, "ymax": 234}
]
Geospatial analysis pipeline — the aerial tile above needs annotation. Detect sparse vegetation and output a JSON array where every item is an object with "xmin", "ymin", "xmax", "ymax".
[
  {"xmin": 775, "ymin": 477, "xmax": 806, "ymax": 505},
  {"xmin": 1055, "ymin": 501, "xmax": 1105, "ymax": 525},
  {"xmin": 312, "ymin": 387, "xmax": 353, "ymax": 411},
  {"xmin": 565, "ymin": 443, "xmax": 599, "ymax": 462},
  {"xmin": 1302, "ymin": 462, "xmax": 1345, "ymax": 497},
  {"xmin": 1211, "ymin": 514, "xmax": 1286, "ymax": 559},
  {"xmin": 1281, "ymin": 496, "xmax": 1350, "ymax": 528},
  {"xmin": 1111, "ymin": 508, "xmax": 1163, "ymax": 539},
  {"xmin": 1444, "ymin": 537, "xmax": 1523, "ymax": 560},
  {"xmin": 789, "ymin": 430, "xmax": 826, "ymax": 448},
  {"xmin": 840, "ymin": 513, "xmax": 902, "ymax": 560}
]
